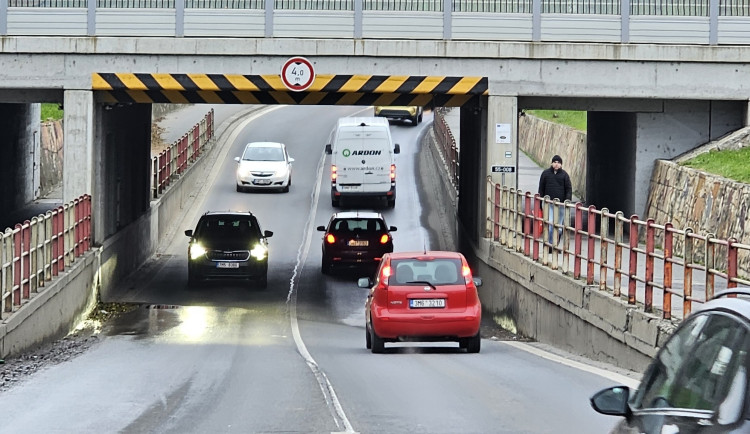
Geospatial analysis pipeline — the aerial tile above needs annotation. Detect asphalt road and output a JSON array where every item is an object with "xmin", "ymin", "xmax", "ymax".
[{"xmin": 0, "ymin": 105, "xmax": 638, "ymax": 433}]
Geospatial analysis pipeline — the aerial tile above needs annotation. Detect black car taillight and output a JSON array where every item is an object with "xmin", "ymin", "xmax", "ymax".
[
  {"xmin": 326, "ymin": 233, "xmax": 336, "ymax": 244},
  {"xmin": 379, "ymin": 234, "xmax": 390, "ymax": 244}
]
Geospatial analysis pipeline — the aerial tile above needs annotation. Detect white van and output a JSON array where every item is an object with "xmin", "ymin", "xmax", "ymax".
[{"xmin": 325, "ymin": 117, "xmax": 400, "ymax": 208}]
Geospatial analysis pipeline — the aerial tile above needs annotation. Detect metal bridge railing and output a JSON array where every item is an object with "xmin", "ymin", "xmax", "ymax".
[
  {"xmin": 5, "ymin": 0, "xmax": 750, "ymax": 15},
  {"xmin": 0, "ymin": 195, "xmax": 92, "ymax": 321},
  {"xmin": 486, "ymin": 181, "xmax": 750, "ymax": 321}
]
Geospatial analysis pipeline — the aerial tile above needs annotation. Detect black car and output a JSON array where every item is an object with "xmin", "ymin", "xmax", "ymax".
[
  {"xmin": 185, "ymin": 211, "xmax": 273, "ymax": 288},
  {"xmin": 590, "ymin": 287, "xmax": 750, "ymax": 433},
  {"xmin": 317, "ymin": 211, "xmax": 396, "ymax": 274}
]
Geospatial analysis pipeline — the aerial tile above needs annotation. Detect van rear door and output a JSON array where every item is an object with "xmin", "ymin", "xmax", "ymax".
[{"xmin": 335, "ymin": 128, "xmax": 392, "ymax": 193}]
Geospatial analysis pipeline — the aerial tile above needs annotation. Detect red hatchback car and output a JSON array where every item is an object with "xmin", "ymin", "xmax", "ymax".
[{"xmin": 358, "ymin": 251, "xmax": 483, "ymax": 353}]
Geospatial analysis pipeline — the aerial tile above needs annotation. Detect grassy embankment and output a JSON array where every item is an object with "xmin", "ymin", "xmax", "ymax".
[{"xmin": 528, "ymin": 109, "xmax": 749, "ymax": 184}]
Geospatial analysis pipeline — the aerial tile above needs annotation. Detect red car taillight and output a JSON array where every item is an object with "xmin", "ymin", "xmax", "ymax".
[
  {"xmin": 326, "ymin": 234, "xmax": 336, "ymax": 244},
  {"xmin": 380, "ymin": 264, "xmax": 392, "ymax": 285},
  {"xmin": 379, "ymin": 234, "xmax": 390, "ymax": 244}
]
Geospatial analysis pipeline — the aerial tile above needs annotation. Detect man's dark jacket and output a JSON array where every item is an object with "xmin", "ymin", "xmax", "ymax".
[{"xmin": 538, "ymin": 167, "xmax": 572, "ymax": 202}]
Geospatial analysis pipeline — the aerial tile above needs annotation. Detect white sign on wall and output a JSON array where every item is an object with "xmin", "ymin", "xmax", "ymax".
[{"xmin": 496, "ymin": 123, "xmax": 511, "ymax": 143}]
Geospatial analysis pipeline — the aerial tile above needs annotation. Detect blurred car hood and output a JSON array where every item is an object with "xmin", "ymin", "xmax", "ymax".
[{"xmin": 239, "ymin": 160, "xmax": 286, "ymax": 173}]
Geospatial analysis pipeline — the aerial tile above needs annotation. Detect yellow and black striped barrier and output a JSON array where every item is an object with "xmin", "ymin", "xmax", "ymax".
[{"xmin": 92, "ymin": 73, "xmax": 488, "ymax": 107}]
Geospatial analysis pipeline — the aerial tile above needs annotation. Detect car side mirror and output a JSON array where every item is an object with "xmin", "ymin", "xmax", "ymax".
[
  {"xmin": 473, "ymin": 277, "xmax": 482, "ymax": 287},
  {"xmin": 264, "ymin": 230, "xmax": 273, "ymax": 238},
  {"xmin": 325, "ymin": 144, "xmax": 332, "ymax": 154},
  {"xmin": 289, "ymin": 157, "xmax": 295, "ymax": 163},
  {"xmin": 394, "ymin": 144, "xmax": 400, "ymax": 154},
  {"xmin": 234, "ymin": 157, "xmax": 240, "ymax": 163},
  {"xmin": 185, "ymin": 229, "xmax": 193, "ymax": 237},
  {"xmin": 358, "ymin": 277, "xmax": 373, "ymax": 288},
  {"xmin": 389, "ymin": 226, "xmax": 397, "ymax": 232},
  {"xmin": 316, "ymin": 226, "xmax": 326, "ymax": 231},
  {"xmin": 590, "ymin": 386, "xmax": 630, "ymax": 417}
]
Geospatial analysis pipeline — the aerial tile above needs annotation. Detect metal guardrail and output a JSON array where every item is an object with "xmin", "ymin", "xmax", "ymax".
[
  {"xmin": 485, "ymin": 182, "xmax": 750, "ymax": 320},
  {"xmin": 152, "ymin": 109, "xmax": 214, "ymax": 199},
  {"xmin": 5, "ymin": 0, "xmax": 749, "ymax": 15},
  {"xmin": 432, "ymin": 108, "xmax": 459, "ymax": 190},
  {"xmin": 0, "ymin": 195, "xmax": 92, "ymax": 320}
]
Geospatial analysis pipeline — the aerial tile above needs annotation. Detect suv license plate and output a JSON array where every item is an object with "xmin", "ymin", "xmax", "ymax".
[
  {"xmin": 348, "ymin": 240, "xmax": 369, "ymax": 247},
  {"xmin": 217, "ymin": 262, "xmax": 240, "ymax": 269},
  {"xmin": 410, "ymin": 299, "xmax": 445, "ymax": 308}
]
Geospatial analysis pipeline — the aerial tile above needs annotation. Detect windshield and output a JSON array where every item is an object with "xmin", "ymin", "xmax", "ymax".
[
  {"xmin": 196, "ymin": 216, "xmax": 259, "ymax": 239},
  {"xmin": 243, "ymin": 146, "xmax": 284, "ymax": 162}
]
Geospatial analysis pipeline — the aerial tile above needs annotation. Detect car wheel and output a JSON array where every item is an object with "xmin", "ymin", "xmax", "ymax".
[
  {"xmin": 236, "ymin": 184, "xmax": 243, "ymax": 193},
  {"xmin": 365, "ymin": 323, "xmax": 372, "ymax": 349},
  {"xmin": 282, "ymin": 184, "xmax": 290, "ymax": 193},
  {"xmin": 187, "ymin": 269, "xmax": 201, "ymax": 288},
  {"xmin": 462, "ymin": 333, "xmax": 481, "ymax": 353},
  {"xmin": 332, "ymin": 198, "xmax": 339, "ymax": 208},
  {"xmin": 387, "ymin": 198, "xmax": 395, "ymax": 208},
  {"xmin": 370, "ymin": 323, "xmax": 385, "ymax": 354},
  {"xmin": 256, "ymin": 274, "xmax": 268, "ymax": 289},
  {"xmin": 418, "ymin": 112, "xmax": 423, "ymax": 122},
  {"xmin": 321, "ymin": 256, "xmax": 332, "ymax": 275},
  {"xmin": 411, "ymin": 114, "xmax": 419, "ymax": 126}
]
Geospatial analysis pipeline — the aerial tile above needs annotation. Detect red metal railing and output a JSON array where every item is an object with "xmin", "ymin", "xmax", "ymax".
[
  {"xmin": 432, "ymin": 108, "xmax": 459, "ymax": 189},
  {"xmin": 486, "ymin": 180, "xmax": 750, "ymax": 320},
  {"xmin": 0, "ymin": 195, "xmax": 92, "ymax": 320},
  {"xmin": 152, "ymin": 109, "xmax": 215, "ymax": 198}
]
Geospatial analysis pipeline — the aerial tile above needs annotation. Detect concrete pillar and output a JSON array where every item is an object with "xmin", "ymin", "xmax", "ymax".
[
  {"xmin": 458, "ymin": 98, "xmax": 486, "ymax": 243},
  {"xmin": 63, "ymin": 91, "xmax": 94, "ymax": 203},
  {"xmin": 486, "ymin": 95, "xmax": 519, "ymax": 191}
]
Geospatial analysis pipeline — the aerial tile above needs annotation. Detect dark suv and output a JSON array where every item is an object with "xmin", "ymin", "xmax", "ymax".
[
  {"xmin": 317, "ymin": 211, "xmax": 396, "ymax": 274},
  {"xmin": 591, "ymin": 287, "xmax": 750, "ymax": 433},
  {"xmin": 185, "ymin": 211, "xmax": 273, "ymax": 288}
]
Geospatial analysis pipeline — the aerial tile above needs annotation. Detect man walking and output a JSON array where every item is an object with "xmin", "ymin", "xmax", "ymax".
[{"xmin": 538, "ymin": 155, "xmax": 572, "ymax": 245}]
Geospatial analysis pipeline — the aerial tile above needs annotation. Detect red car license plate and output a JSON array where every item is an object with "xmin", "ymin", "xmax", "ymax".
[{"xmin": 410, "ymin": 299, "xmax": 446, "ymax": 308}]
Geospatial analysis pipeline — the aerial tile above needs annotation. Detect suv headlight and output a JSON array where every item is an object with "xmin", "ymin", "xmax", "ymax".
[
  {"xmin": 190, "ymin": 243, "xmax": 207, "ymax": 259},
  {"xmin": 250, "ymin": 244, "xmax": 267, "ymax": 260}
]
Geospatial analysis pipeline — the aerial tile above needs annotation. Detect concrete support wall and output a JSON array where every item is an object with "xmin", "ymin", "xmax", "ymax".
[
  {"xmin": 458, "ymin": 99, "xmax": 485, "ymax": 243},
  {"xmin": 63, "ymin": 91, "xmax": 94, "ymax": 204},
  {"xmin": 0, "ymin": 103, "xmax": 38, "ymax": 215},
  {"xmin": 634, "ymin": 100, "xmax": 744, "ymax": 216}
]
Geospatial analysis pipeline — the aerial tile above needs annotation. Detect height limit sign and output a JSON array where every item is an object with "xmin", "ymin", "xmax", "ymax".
[{"xmin": 281, "ymin": 57, "xmax": 315, "ymax": 92}]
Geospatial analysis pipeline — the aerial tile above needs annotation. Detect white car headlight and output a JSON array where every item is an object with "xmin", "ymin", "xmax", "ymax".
[
  {"xmin": 250, "ymin": 244, "xmax": 267, "ymax": 260},
  {"xmin": 190, "ymin": 243, "xmax": 207, "ymax": 259}
]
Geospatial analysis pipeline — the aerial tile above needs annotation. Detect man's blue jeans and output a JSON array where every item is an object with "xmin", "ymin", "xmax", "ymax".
[{"xmin": 546, "ymin": 203, "xmax": 564, "ymax": 245}]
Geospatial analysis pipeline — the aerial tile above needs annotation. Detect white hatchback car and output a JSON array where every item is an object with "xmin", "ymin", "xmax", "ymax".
[{"xmin": 234, "ymin": 142, "xmax": 294, "ymax": 193}]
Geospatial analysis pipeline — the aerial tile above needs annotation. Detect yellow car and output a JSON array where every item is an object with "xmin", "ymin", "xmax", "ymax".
[{"xmin": 374, "ymin": 106, "xmax": 423, "ymax": 126}]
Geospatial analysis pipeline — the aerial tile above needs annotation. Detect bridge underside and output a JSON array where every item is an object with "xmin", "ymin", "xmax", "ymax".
[{"xmin": 92, "ymin": 73, "xmax": 489, "ymax": 108}]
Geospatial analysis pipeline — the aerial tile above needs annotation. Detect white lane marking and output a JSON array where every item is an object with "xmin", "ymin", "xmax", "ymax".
[
  {"xmin": 500, "ymin": 341, "xmax": 641, "ymax": 388},
  {"xmin": 287, "ymin": 149, "xmax": 357, "ymax": 433}
]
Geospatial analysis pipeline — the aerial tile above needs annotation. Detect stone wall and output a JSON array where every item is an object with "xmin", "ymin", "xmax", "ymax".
[{"xmin": 39, "ymin": 120, "xmax": 63, "ymax": 197}]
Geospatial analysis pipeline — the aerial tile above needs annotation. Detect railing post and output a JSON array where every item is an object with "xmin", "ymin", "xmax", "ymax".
[
  {"xmin": 13, "ymin": 224, "xmax": 22, "ymax": 306},
  {"xmin": 532, "ymin": 194, "xmax": 541, "ymax": 261},
  {"xmin": 524, "ymin": 193, "xmax": 532, "ymax": 256},
  {"xmin": 599, "ymin": 208, "xmax": 609, "ymax": 290},
  {"xmin": 728, "ymin": 237, "xmax": 738, "ymax": 289},
  {"xmin": 644, "ymin": 218, "xmax": 655, "ymax": 313},
  {"xmin": 628, "ymin": 215, "xmax": 638, "ymax": 305},
  {"xmin": 494, "ymin": 183, "xmax": 501, "ymax": 242},
  {"xmin": 613, "ymin": 211, "xmax": 624, "ymax": 298},
  {"xmin": 573, "ymin": 203, "xmax": 583, "ymax": 279},
  {"xmin": 663, "ymin": 223, "xmax": 673, "ymax": 320},
  {"xmin": 586, "ymin": 205, "xmax": 596, "ymax": 285},
  {"xmin": 706, "ymin": 233, "xmax": 715, "ymax": 301},
  {"xmin": 684, "ymin": 228, "xmax": 694, "ymax": 316}
]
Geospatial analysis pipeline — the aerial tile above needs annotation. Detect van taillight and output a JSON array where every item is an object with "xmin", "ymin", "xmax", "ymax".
[
  {"xmin": 331, "ymin": 165, "xmax": 337, "ymax": 181},
  {"xmin": 379, "ymin": 234, "xmax": 389, "ymax": 244},
  {"xmin": 326, "ymin": 234, "xmax": 336, "ymax": 244},
  {"xmin": 390, "ymin": 164, "xmax": 396, "ymax": 180}
]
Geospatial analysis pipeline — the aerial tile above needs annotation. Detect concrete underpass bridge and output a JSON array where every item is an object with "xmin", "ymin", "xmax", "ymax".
[{"xmin": 1, "ymin": 3, "xmax": 750, "ymax": 365}]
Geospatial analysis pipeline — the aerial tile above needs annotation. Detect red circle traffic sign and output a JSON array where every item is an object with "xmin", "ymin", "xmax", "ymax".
[{"xmin": 281, "ymin": 57, "xmax": 315, "ymax": 92}]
